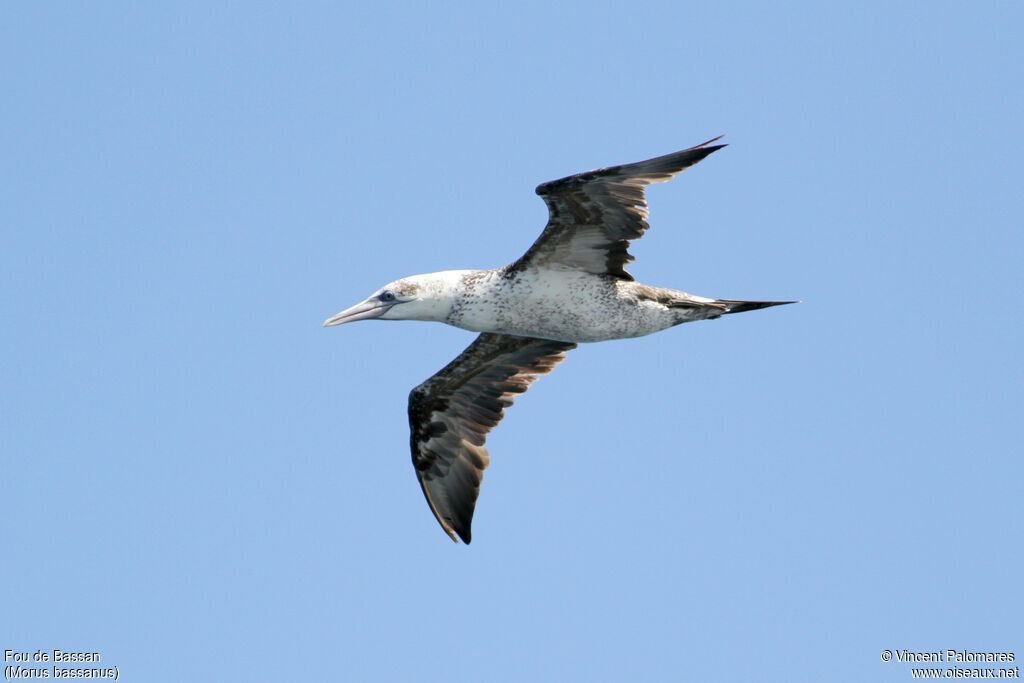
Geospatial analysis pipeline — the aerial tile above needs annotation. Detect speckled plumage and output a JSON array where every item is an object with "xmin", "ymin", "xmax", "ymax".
[
  {"xmin": 445, "ymin": 267, "xmax": 723, "ymax": 343},
  {"xmin": 323, "ymin": 138, "xmax": 795, "ymax": 543}
]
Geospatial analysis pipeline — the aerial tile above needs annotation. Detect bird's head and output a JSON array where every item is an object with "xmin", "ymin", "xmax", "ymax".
[{"xmin": 322, "ymin": 272, "xmax": 462, "ymax": 327}]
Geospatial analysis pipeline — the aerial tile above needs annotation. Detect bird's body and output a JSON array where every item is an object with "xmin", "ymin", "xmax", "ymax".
[
  {"xmin": 324, "ymin": 138, "xmax": 794, "ymax": 543},
  {"xmin": 381, "ymin": 268, "xmax": 728, "ymax": 343}
]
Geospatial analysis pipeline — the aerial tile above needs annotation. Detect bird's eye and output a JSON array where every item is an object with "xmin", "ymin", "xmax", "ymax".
[{"xmin": 380, "ymin": 291, "xmax": 396, "ymax": 302}]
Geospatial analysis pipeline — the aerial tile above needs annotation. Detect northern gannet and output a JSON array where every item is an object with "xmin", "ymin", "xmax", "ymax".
[{"xmin": 324, "ymin": 138, "xmax": 794, "ymax": 543}]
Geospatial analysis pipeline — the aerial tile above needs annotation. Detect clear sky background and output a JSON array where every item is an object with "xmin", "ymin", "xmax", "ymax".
[{"xmin": 3, "ymin": 3, "xmax": 1021, "ymax": 682}]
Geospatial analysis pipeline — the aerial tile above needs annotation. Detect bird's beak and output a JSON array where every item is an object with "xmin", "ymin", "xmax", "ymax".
[{"xmin": 323, "ymin": 299, "xmax": 391, "ymax": 327}]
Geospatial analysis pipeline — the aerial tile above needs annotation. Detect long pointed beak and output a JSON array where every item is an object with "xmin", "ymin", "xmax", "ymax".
[{"xmin": 323, "ymin": 299, "xmax": 390, "ymax": 327}]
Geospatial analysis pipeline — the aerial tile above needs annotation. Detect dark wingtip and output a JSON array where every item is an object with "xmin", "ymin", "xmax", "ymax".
[
  {"xmin": 700, "ymin": 134, "xmax": 727, "ymax": 149},
  {"xmin": 721, "ymin": 300, "xmax": 799, "ymax": 314},
  {"xmin": 536, "ymin": 136, "xmax": 728, "ymax": 196}
]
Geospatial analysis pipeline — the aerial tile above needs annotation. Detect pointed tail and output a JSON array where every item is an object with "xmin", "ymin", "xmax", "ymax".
[{"xmin": 718, "ymin": 299, "xmax": 799, "ymax": 314}]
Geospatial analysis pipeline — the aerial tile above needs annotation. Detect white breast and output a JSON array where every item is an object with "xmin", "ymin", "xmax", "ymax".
[{"xmin": 447, "ymin": 268, "xmax": 678, "ymax": 343}]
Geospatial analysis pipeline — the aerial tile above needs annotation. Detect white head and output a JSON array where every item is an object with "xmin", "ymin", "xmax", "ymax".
[{"xmin": 322, "ymin": 271, "xmax": 467, "ymax": 327}]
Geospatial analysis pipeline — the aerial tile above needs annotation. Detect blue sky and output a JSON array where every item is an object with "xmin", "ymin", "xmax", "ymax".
[{"xmin": 2, "ymin": 3, "xmax": 1021, "ymax": 681}]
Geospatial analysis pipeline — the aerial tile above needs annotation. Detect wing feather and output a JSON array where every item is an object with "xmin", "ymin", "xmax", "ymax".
[
  {"xmin": 510, "ymin": 137, "xmax": 726, "ymax": 279},
  {"xmin": 408, "ymin": 333, "xmax": 575, "ymax": 543}
]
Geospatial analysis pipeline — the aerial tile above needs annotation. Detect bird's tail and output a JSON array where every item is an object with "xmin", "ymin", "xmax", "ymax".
[{"xmin": 718, "ymin": 299, "xmax": 799, "ymax": 314}]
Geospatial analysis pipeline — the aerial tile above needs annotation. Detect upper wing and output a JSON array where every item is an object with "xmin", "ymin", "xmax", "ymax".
[
  {"xmin": 408, "ymin": 333, "xmax": 576, "ymax": 543},
  {"xmin": 510, "ymin": 137, "xmax": 726, "ymax": 280}
]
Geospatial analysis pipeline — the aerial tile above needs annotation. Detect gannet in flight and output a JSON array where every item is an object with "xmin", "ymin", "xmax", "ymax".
[{"xmin": 324, "ymin": 137, "xmax": 794, "ymax": 543}]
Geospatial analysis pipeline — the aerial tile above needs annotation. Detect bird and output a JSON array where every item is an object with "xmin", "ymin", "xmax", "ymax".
[{"xmin": 323, "ymin": 137, "xmax": 794, "ymax": 544}]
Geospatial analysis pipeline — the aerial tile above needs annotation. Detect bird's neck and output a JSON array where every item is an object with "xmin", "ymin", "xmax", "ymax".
[{"xmin": 403, "ymin": 269, "xmax": 498, "ymax": 323}]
